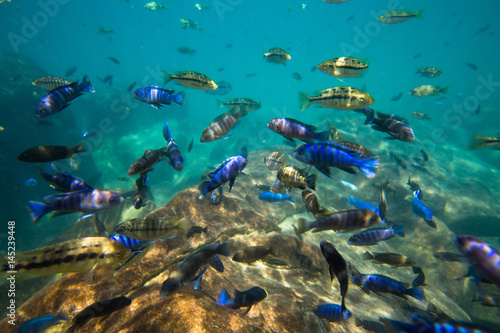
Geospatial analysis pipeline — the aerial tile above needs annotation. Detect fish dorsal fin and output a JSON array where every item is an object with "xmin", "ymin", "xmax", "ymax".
[
  {"xmin": 314, "ymin": 141, "xmax": 362, "ymax": 156},
  {"xmin": 213, "ymin": 108, "xmax": 238, "ymax": 122},
  {"xmin": 376, "ymin": 112, "xmax": 410, "ymax": 125},
  {"xmin": 286, "ymin": 118, "xmax": 317, "ymax": 132}
]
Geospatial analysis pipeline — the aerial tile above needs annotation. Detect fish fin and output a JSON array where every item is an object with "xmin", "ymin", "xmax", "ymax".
[
  {"xmin": 162, "ymin": 122, "xmax": 172, "ymax": 142},
  {"xmin": 27, "ymin": 201, "xmax": 53, "ymax": 223},
  {"xmin": 150, "ymin": 104, "xmax": 162, "ymax": 109},
  {"xmin": 314, "ymin": 165, "xmax": 334, "ymax": 180},
  {"xmin": 198, "ymin": 181, "xmax": 211, "ymax": 199},
  {"xmin": 394, "ymin": 223, "xmax": 405, "ymax": 237},
  {"xmin": 73, "ymin": 141, "xmax": 87, "ymax": 153},
  {"xmin": 36, "ymin": 166, "xmax": 51, "ymax": 182},
  {"xmin": 424, "ymin": 219, "xmax": 437, "ymax": 229},
  {"xmin": 216, "ymin": 242, "xmax": 231, "ymax": 257},
  {"xmin": 284, "ymin": 136, "xmax": 296, "ymax": 143},
  {"xmin": 162, "ymin": 71, "xmax": 172, "ymax": 85},
  {"xmin": 78, "ymin": 75, "xmax": 95, "ymax": 93},
  {"xmin": 470, "ymin": 134, "xmax": 490, "ymax": 150},
  {"xmin": 174, "ymin": 91, "xmax": 185, "ymax": 105},
  {"xmin": 315, "ymin": 130, "xmax": 330, "ymax": 142},
  {"xmin": 338, "ymin": 166, "xmax": 360, "ymax": 176},
  {"xmin": 298, "ymin": 92, "xmax": 312, "ymax": 111},
  {"xmin": 407, "ymin": 287, "xmax": 425, "ymax": 302},
  {"xmin": 241, "ymin": 305, "xmax": 253, "ymax": 316},
  {"xmin": 296, "ymin": 218, "xmax": 311, "ymax": 235},
  {"xmin": 50, "ymin": 210, "xmax": 76, "ymax": 218},
  {"xmin": 415, "ymin": 8, "xmax": 425, "ymax": 19},
  {"xmin": 359, "ymin": 156, "xmax": 380, "ymax": 178},
  {"xmin": 228, "ymin": 177, "xmax": 236, "ymax": 192},
  {"xmin": 439, "ymin": 85, "xmax": 449, "ymax": 94},
  {"xmin": 306, "ymin": 173, "xmax": 318, "ymax": 191},
  {"xmin": 176, "ymin": 216, "xmax": 189, "ymax": 233},
  {"xmin": 217, "ymin": 288, "xmax": 233, "ymax": 306},
  {"xmin": 361, "ymin": 251, "xmax": 374, "ymax": 261}
]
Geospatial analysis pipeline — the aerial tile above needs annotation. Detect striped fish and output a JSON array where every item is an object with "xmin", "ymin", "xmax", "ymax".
[
  {"xmin": 299, "ymin": 87, "xmax": 374, "ymax": 111},
  {"xmin": 36, "ymin": 166, "xmax": 93, "ymax": 192},
  {"xmin": 264, "ymin": 152, "xmax": 287, "ymax": 170},
  {"xmin": 27, "ymin": 190, "xmax": 123, "ymax": 223},
  {"xmin": 277, "ymin": 164, "xmax": 317, "ymax": 191},
  {"xmin": 32, "ymin": 76, "xmax": 70, "ymax": 90},
  {"xmin": 162, "ymin": 70, "xmax": 217, "ymax": 90},
  {"xmin": 198, "ymin": 155, "xmax": 247, "ymax": 198},
  {"xmin": 293, "ymin": 142, "xmax": 380, "ymax": 179},
  {"xmin": 348, "ymin": 224, "xmax": 404, "ymax": 246},
  {"xmin": 347, "ymin": 195, "xmax": 383, "ymax": 221},
  {"xmin": 128, "ymin": 148, "xmax": 167, "ymax": 175},
  {"xmin": 113, "ymin": 216, "xmax": 188, "ymax": 241},
  {"xmin": 267, "ymin": 118, "xmax": 330, "ymax": 143},
  {"xmin": 317, "ymin": 57, "xmax": 369, "ymax": 78},
  {"xmin": 377, "ymin": 9, "xmax": 424, "ymax": 24},
  {"xmin": 133, "ymin": 172, "xmax": 148, "ymax": 209},
  {"xmin": 109, "ymin": 234, "xmax": 154, "ymax": 251},
  {"xmin": 132, "ymin": 85, "xmax": 184, "ymax": 108},
  {"xmin": 352, "ymin": 274, "xmax": 424, "ymax": 302},
  {"xmin": 217, "ymin": 98, "xmax": 261, "ymax": 112},
  {"xmin": 302, "ymin": 190, "xmax": 329, "ymax": 217},
  {"xmin": 357, "ymin": 108, "xmax": 415, "ymax": 142},
  {"xmin": 35, "ymin": 75, "xmax": 94, "ymax": 118},
  {"xmin": 162, "ymin": 123, "xmax": 183, "ymax": 171},
  {"xmin": 200, "ymin": 107, "xmax": 248, "ymax": 142},
  {"xmin": 1, "ymin": 237, "xmax": 130, "ymax": 277},
  {"xmin": 296, "ymin": 209, "xmax": 381, "ymax": 234}
]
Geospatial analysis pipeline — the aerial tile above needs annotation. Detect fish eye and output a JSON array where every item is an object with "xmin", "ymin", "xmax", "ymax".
[
  {"xmin": 134, "ymin": 167, "xmax": 140, "ymax": 172},
  {"xmin": 117, "ymin": 226, "xmax": 125, "ymax": 232},
  {"xmin": 359, "ymin": 97, "xmax": 364, "ymax": 101}
]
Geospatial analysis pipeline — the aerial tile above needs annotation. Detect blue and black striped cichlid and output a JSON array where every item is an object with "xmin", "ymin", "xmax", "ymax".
[
  {"xmin": 381, "ymin": 314, "xmax": 495, "ymax": 333},
  {"xmin": 313, "ymin": 304, "xmax": 351, "ymax": 322},
  {"xmin": 37, "ymin": 166, "xmax": 93, "ymax": 192},
  {"xmin": 347, "ymin": 224, "xmax": 404, "ymax": 246},
  {"xmin": 162, "ymin": 123, "xmax": 184, "ymax": 171},
  {"xmin": 297, "ymin": 209, "xmax": 381, "ymax": 234},
  {"xmin": 109, "ymin": 234, "xmax": 155, "ymax": 251},
  {"xmin": 27, "ymin": 189, "xmax": 123, "ymax": 223},
  {"xmin": 198, "ymin": 155, "xmax": 247, "ymax": 198},
  {"xmin": 356, "ymin": 107, "xmax": 415, "ymax": 142},
  {"xmin": 35, "ymin": 75, "xmax": 94, "ymax": 118},
  {"xmin": 267, "ymin": 118, "xmax": 329, "ymax": 143},
  {"xmin": 132, "ymin": 85, "xmax": 184, "ymax": 109},
  {"xmin": 293, "ymin": 141, "xmax": 380, "ymax": 179},
  {"xmin": 352, "ymin": 273, "xmax": 425, "ymax": 302},
  {"xmin": 217, "ymin": 286, "xmax": 267, "ymax": 315}
]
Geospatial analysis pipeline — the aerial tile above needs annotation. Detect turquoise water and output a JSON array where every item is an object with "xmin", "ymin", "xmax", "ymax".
[{"xmin": 1, "ymin": 0, "xmax": 499, "ymax": 331}]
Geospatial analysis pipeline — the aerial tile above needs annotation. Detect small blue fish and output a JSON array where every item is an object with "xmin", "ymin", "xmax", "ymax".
[
  {"xmin": 347, "ymin": 195, "xmax": 383, "ymax": 221},
  {"xmin": 82, "ymin": 129, "xmax": 100, "ymax": 138},
  {"xmin": 162, "ymin": 123, "xmax": 184, "ymax": 171},
  {"xmin": 18, "ymin": 313, "xmax": 68, "ymax": 333},
  {"xmin": 412, "ymin": 190, "xmax": 434, "ymax": 227},
  {"xmin": 352, "ymin": 274, "xmax": 425, "ymax": 302},
  {"xmin": 348, "ymin": 224, "xmax": 404, "ymax": 246},
  {"xmin": 23, "ymin": 178, "xmax": 37, "ymax": 187},
  {"xmin": 217, "ymin": 286, "xmax": 267, "ymax": 315},
  {"xmin": 211, "ymin": 187, "xmax": 223, "ymax": 205},
  {"xmin": 35, "ymin": 75, "xmax": 94, "ymax": 118},
  {"xmin": 382, "ymin": 314, "xmax": 495, "ymax": 333},
  {"xmin": 198, "ymin": 156, "xmax": 247, "ymax": 198},
  {"xmin": 132, "ymin": 85, "xmax": 184, "ymax": 108},
  {"xmin": 313, "ymin": 304, "xmax": 351, "ymax": 322},
  {"xmin": 109, "ymin": 234, "xmax": 154, "ymax": 251},
  {"xmin": 258, "ymin": 191, "xmax": 294, "ymax": 203}
]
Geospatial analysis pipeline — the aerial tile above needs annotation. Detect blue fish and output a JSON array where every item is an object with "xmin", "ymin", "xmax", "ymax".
[
  {"xmin": 352, "ymin": 273, "xmax": 425, "ymax": 302},
  {"xmin": 206, "ymin": 80, "xmax": 232, "ymax": 95},
  {"xmin": 18, "ymin": 313, "xmax": 68, "ymax": 333},
  {"xmin": 198, "ymin": 156, "xmax": 247, "ymax": 198},
  {"xmin": 211, "ymin": 187, "xmax": 223, "ymax": 205},
  {"xmin": 347, "ymin": 195, "xmax": 384, "ymax": 221},
  {"xmin": 162, "ymin": 123, "xmax": 184, "ymax": 171},
  {"xmin": 37, "ymin": 167, "xmax": 92, "ymax": 192},
  {"xmin": 347, "ymin": 224, "xmax": 404, "ymax": 246},
  {"xmin": 82, "ymin": 129, "xmax": 100, "ymax": 138},
  {"xmin": 23, "ymin": 178, "xmax": 37, "ymax": 187},
  {"xmin": 109, "ymin": 234, "xmax": 154, "ymax": 251},
  {"xmin": 313, "ymin": 304, "xmax": 351, "ymax": 322},
  {"xmin": 217, "ymin": 286, "xmax": 267, "ymax": 315},
  {"xmin": 258, "ymin": 191, "xmax": 294, "ymax": 203},
  {"xmin": 132, "ymin": 85, "xmax": 184, "ymax": 108},
  {"xmin": 293, "ymin": 142, "xmax": 380, "ymax": 179},
  {"xmin": 267, "ymin": 118, "xmax": 329, "ymax": 143},
  {"xmin": 35, "ymin": 75, "xmax": 94, "ymax": 118},
  {"xmin": 412, "ymin": 190, "xmax": 434, "ymax": 227},
  {"xmin": 382, "ymin": 314, "xmax": 495, "ymax": 333}
]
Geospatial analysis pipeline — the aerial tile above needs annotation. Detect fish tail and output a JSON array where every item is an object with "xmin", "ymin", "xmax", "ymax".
[
  {"xmin": 359, "ymin": 156, "xmax": 380, "ymax": 178},
  {"xmin": 439, "ymin": 85, "xmax": 449, "ymax": 94},
  {"xmin": 296, "ymin": 218, "xmax": 311, "ymax": 235},
  {"xmin": 27, "ymin": 201, "xmax": 53, "ymax": 223},
  {"xmin": 298, "ymin": 92, "xmax": 312, "ymax": 111},
  {"xmin": 307, "ymin": 174, "xmax": 317, "ymax": 191},
  {"xmin": 361, "ymin": 251, "xmax": 374, "ymax": 261},
  {"xmin": 347, "ymin": 195, "xmax": 355, "ymax": 206},
  {"xmin": 174, "ymin": 91, "xmax": 185, "ymax": 105},
  {"xmin": 162, "ymin": 122, "xmax": 172, "ymax": 142},
  {"xmin": 407, "ymin": 287, "xmax": 425, "ymax": 302},
  {"xmin": 217, "ymin": 288, "xmax": 233, "ymax": 307},
  {"xmin": 73, "ymin": 141, "xmax": 87, "ymax": 153},
  {"xmin": 315, "ymin": 130, "xmax": 330, "ymax": 142},
  {"xmin": 36, "ymin": 166, "xmax": 51, "ymax": 182},
  {"xmin": 162, "ymin": 71, "xmax": 172, "ymax": 85},
  {"xmin": 394, "ymin": 223, "xmax": 405, "ymax": 237},
  {"xmin": 354, "ymin": 107, "xmax": 375, "ymax": 124},
  {"xmin": 216, "ymin": 99, "xmax": 224, "ymax": 108},
  {"xmin": 288, "ymin": 195, "xmax": 295, "ymax": 203},
  {"xmin": 216, "ymin": 242, "xmax": 231, "ymax": 257},
  {"xmin": 198, "ymin": 181, "xmax": 211, "ymax": 199},
  {"xmin": 176, "ymin": 216, "xmax": 189, "ymax": 233},
  {"xmin": 78, "ymin": 75, "xmax": 95, "ymax": 93},
  {"xmin": 470, "ymin": 134, "xmax": 490, "ymax": 150},
  {"xmin": 415, "ymin": 8, "xmax": 425, "ymax": 19}
]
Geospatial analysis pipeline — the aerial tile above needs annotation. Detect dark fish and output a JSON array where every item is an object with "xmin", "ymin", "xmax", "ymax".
[
  {"xmin": 357, "ymin": 108, "xmax": 415, "ymax": 142},
  {"xmin": 35, "ymin": 75, "xmax": 94, "ymax": 118},
  {"xmin": 262, "ymin": 257, "xmax": 288, "ymax": 267},
  {"xmin": 277, "ymin": 164, "xmax": 317, "ymax": 191},
  {"xmin": 108, "ymin": 56, "xmax": 120, "ymax": 64},
  {"xmin": 390, "ymin": 152, "xmax": 408, "ymax": 169},
  {"xmin": 295, "ymin": 252, "xmax": 321, "ymax": 273},
  {"xmin": 474, "ymin": 104, "xmax": 481, "ymax": 114},
  {"xmin": 133, "ymin": 172, "xmax": 148, "ymax": 209},
  {"xmin": 36, "ymin": 166, "xmax": 92, "ymax": 192},
  {"xmin": 186, "ymin": 225, "xmax": 208, "ymax": 238},
  {"xmin": 177, "ymin": 46, "xmax": 196, "ymax": 55},
  {"xmin": 65, "ymin": 65, "xmax": 77, "ymax": 77},
  {"xmin": 187, "ymin": 138, "xmax": 194, "ymax": 152},
  {"xmin": 211, "ymin": 187, "xmax": 223, "ymax": 205},
  {"xmin": 18, "ymin": 143, "xmax": 86, "ymax": 163},
  {"xmin": 416, "ymin": 67, "xmax": 443, "ymax": 78},
  {"xmin": 180, "ymin": 17, "xmax": 202, "ymax": 31},
  {"xmin": 94, "ymin": 27, "xmax": 114, "ymax": 34},
  {"xmin": 117, "ymin": 177, "xmax": 132, "ymax": 182},
  {"xmin": 232, "ymin": 245, "xmax": 274, "ymax": 264},
  {"xmin": 433, "ymin": 251, "xmax": 466, "ymax": 262},
  {"xmin": 302, "ymin": 190, "xmax": 329, "ymax": 217},
  {"xmin": 27, "ymin": 189, "xmax": 123, "ymax": 223},
  {"xmin": 200, "ymin": 107, "xmax": 248, "ymax": 142},
  {"xmin": 474, "ymin": 24, "xmax": 491, "ymax": 35},
  {"xmin": 320, "ymin": 241, "xmax": 348, "ymax": 312},
  {"xmin": 206, "ymin": 80, "xmax": 232, "ymax": 95},
  {"xmin": 225, "ymin": 43, "xmax": 232, "ymax": 48},
  {"xmin": 473, "ymin": 292, "xmax": 500, "ymax": 307},
  {"xmin": 310, "ymin": 66, "xmax": 317, "ymax": 72},
  {"xmin": 352, "ymin": 274, "xmax": 425, "ymax": 302},
  {"xmin": 420, "ymin": 149, "xmax": 429, "ymax": 162},
  {"xmin": 313, "ymin": 304, "xmax": 351, "ymax": 322},
  {"xmin": 267, "ymin": 118, "xmax": 329, "ymax": 143},
  {"xmin": 128, "ymin": 148, "xmax": 167, "ymax": 175},
  {"xmin": 455, "ymin": 235, "xmax": 500, "ymax": 287},
  {"xmin": 291, "ymin": 72, "xmax": 302, "ymax": 80},
  {"xmin": 407, "ymin": 177, "xmax": 421, "ymax": 193},
  {"xmin": 133, "ymin": 86, "xmax": 184, "ymax": 108},
  {"xmin": 18, "ymin": 314, "xmax": 68, "ymax": 333},
  {"xmin": 163, "ymin": 123, "xmax": 183, "ymax": 171},
  {"xmin": 354, "ymin": 318, "xmax": 385, "ymax": 333},
  {"xmin": 412, "ymin": 266, "xmax": 426, "ymax": 287},
  {"xmin": 297, "ymin": 209, "xmax": 381, "ymax": 234},
  {"xmin": 161, "ymin": 242, "xmax": 231, "ymax": 297},
  {"xmin": 379, "ymin": 189, "xmax": 387, "ymax": 222},
  {"xmin": 66, "ymin": 296, "xmax": 132, "ymax": 333},
  {"xmin": 127, "ymin": 81, "xmax": 136, "ymax": 92},
  {"xmin": 470, "ymin": 134, "xmax": 500, "ymax": 150},
  {"xmin": 245, "ymin": 72, "xmax": 257, "ymax": 78},
  {"xmin": 362, "ymin": 251, "xmax": 416, "ymax": 267},
  {"xmin": 98, "ymin": 74, "xmax": 113, "ymax": 85},
  {"xmin": 198, "ymin": 155, "xmax": 247, "ymax": 198},
  {"xmin": 217, "ymin": 67, "xmax": 225, "ymax": 72},
  {"xmin": 381, "ymin": 315, "xmax": 495, "ymax": 333},
  {"xmin": 390, "ymin": 92, "xmax": 402, "ymax": 101},
  {"xmin": 348, "ymin": 224, "xmax": 404, "ymax": 246},
  {"xmin": 264, "ymin": 47, "xmax": 291, "ymax": 65},
  {"xmin": 466, "ymin": 63, "xmax": 478, "ymax": 70},
  {"xmin": 293, "ymin": 142, "xmax": 380, "ymax": 179},
  {"xmin": 302, "ymin": 308, "xmax": 328, "ymax": 333},
  {"xmin": 217, "ymin": 287, "xmax": 267, "ymax": 315},
  {"xmin": 413, "ymin": 53, "xmax": 422, "ymax": 59}
]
